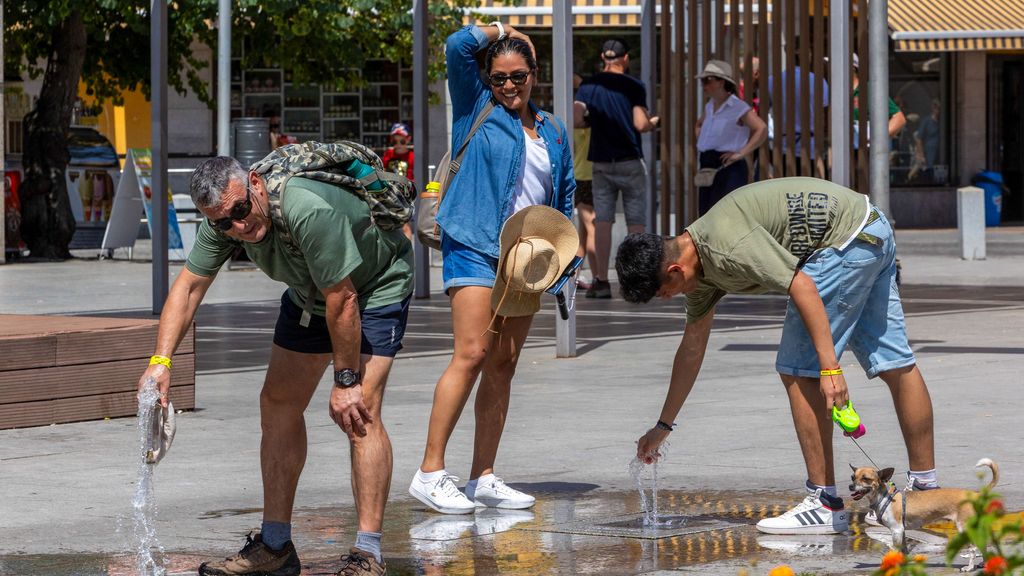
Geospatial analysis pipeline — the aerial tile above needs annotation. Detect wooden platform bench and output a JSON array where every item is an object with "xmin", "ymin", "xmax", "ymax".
[{"xmin": 0, "ymin": 315, "xmax": 195, "ymax": 429}]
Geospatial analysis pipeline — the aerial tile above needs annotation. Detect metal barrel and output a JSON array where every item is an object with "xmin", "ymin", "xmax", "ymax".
[{"xmin": 231, "ymin": 118, "xmax": 271, "ymax": 168}]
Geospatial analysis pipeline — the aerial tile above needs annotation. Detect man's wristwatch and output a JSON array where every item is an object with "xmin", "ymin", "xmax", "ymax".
[{"xmin": 334, "ymin": 368, "xmax": 361, "ymax": 389}]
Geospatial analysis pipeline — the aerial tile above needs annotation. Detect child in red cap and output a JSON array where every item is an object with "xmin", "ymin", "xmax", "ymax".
[{"xmin": 381, "ymin": 123, "xmax": 414, "ymax": 181}]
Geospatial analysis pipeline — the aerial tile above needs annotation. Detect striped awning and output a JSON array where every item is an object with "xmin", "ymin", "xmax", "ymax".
[
  {"xmin": 467, "ymin": 1, "xmax": 643, "ymax": 28},
  {"xmin": 889, "ymin": 0, "xmax": 1024, "ymax": 52},
  {"xmin": 466, "ymin": 1, "xmax": 773, "ymax": 28}
]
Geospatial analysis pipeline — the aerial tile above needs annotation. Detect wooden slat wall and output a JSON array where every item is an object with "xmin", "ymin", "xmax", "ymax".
[
  {"xmin": 0, "ymin": 315, "xmax": 196, "ymax": 429},
  {"xmin": 657, "ymin": 0, "xmax": 833, "ymax": 231}
]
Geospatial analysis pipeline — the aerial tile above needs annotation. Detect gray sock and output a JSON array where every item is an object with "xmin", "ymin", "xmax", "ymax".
[
  {"xmin": 354, "ymin": 531, "xmax": 382, "ymax": 563},
  {"xmin": 260, "ymin": 520, "xmax": 292, "ymax": 551}
]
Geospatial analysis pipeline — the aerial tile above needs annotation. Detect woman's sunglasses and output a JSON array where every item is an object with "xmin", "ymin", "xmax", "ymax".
[
  {"xmin": 487, "ymin": 70, "xmax": 532, "ymax": 87},
  {"xmin": 209, "ymin": 183, "xmax": 253, "ymax": 231}
]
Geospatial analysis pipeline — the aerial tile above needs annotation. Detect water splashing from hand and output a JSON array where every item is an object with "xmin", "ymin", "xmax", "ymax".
[{"xmin": 132, "ymin": 377, "xmax": 166, "ymax": 576}]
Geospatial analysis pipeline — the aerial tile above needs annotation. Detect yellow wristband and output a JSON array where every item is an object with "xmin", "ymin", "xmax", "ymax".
[
  {"xmin": 820, "ymin": 368, "xmax": 843, "ymax": 376},
  {"xmin": 149, "ymin": 355, "xmax": 172, "ymax": 370}
]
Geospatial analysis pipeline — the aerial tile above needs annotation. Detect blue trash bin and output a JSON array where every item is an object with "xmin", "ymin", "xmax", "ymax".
[{"xmin": 972, "ymin": 171, "xmax": 1004, "ymax": 227}]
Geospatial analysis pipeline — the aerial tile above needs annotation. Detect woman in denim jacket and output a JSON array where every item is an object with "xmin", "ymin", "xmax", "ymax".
[{"xmin": 409, "ymin": 23, "xmax": 575, "ymax": 514}]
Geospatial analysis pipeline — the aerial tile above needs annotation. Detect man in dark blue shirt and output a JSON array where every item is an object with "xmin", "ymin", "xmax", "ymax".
[{"xmin": 574, "ymin": 39, "xmax": 659, "ymax": 299}]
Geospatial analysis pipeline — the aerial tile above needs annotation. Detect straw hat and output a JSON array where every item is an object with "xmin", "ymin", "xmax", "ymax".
[
  {"xmin": 492, "ymin": 205, "xmax": 579, "ymax": 317},
  {"xmin": 696, "ymin": 59, "xmax": 736, "ymax": 86}
]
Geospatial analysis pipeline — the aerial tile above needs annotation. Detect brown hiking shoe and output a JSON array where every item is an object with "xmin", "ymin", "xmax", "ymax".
[
  {"xmin": 334, "ymin": 548, "xmax": 386, "ymax": 576},
  {"xmin": 198, "ymin": 531, "xmax": 301, "ymax": 576}
]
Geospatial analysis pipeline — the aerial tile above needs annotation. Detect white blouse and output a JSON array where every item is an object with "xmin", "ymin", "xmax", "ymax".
[
  {"xmin": 696, "ymin": 94, "xmax": 752, "ymax": 153},
  {"xmin": 510, "ymin": 131, "xmax": 553, "ymax": 215}
]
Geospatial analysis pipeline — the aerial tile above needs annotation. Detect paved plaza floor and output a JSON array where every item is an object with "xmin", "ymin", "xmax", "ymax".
[{"xmin": 0, "ymin": 227, "xmax": 1022, "ymax": 575}]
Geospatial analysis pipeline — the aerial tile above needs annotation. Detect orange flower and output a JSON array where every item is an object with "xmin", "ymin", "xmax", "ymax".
[
  {"xmin": 983, "ymin": 556, "xmax": 1008, "ymax": 575},
  {"xmin": 880, "ymin": 550, "xmax": 906, "ymax": 570},
  {"xmin": 768, "ymin": 566, "xmax": 795, "ymax": 576},
  {"xmin": 912, "ymin": 554, "xmax": 928, "ymax": 563},
  {"xmin": 985, "ymin": 500, "xmax": 1004, "ymax": 515}
]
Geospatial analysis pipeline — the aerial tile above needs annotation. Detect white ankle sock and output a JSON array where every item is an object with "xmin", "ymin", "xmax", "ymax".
[
  {"xmin": 909, "ymin": 469, "xmax": 938, "ymax": 488},
  {"xmin": 806, "ymin": 480, "xmax": 838, "ymax": 498},
  {"xmin": 417, "ymin": 469, "xmax": 444, "ymax": 482}
]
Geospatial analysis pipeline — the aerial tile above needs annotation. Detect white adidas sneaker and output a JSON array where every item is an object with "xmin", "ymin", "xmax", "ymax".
[
  {"xmin": 465, "ymin": 474, "xmax": 536, "ymax": 509},
  {"xmin": 409, "ymin": 470, "xmax": 478, "ymax": 515},
  {"xmin": 756, "ymin": 489, "xmax": 849, "ymax": 535}
]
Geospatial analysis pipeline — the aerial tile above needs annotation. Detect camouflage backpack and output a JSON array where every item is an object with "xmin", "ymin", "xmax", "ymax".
[{"xmin": 250, "ymin": 141, "xmax": 415, "ymax": 255}]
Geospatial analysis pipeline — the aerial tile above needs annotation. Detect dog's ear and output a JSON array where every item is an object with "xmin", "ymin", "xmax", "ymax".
[
  {"xmin": 879, "ymin": 467, "xmax": 895, "ymax": 483},
  {"xmin": 849, "ymin": 463, "xmax": 858, "ymax": 472}
]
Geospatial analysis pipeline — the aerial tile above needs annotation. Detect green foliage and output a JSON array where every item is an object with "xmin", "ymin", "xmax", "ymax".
[{"xmin": 3, "ymin": 0, "xmax": 479, "ymax": 106}]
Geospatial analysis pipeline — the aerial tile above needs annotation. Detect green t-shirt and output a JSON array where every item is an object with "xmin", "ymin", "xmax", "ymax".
[
  {"xmin": 683, "ymin": 177, "xmax": 870, "ymax": 322},
  {"xmin": 186, "ymin": 177, "xmax": 413, "ymax": 314},
  {"xmin": 852, "ymin": 87, "xmax": 900, "ymax": 122}
]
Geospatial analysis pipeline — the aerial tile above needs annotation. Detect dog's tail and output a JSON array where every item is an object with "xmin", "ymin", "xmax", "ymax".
[{"xmin": 975, "ymin": 458, "xmax": 999, "ymax": 489}]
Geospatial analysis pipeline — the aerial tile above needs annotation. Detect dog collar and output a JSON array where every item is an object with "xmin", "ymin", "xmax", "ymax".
[{"xmin": 877, "ymin": 482, "xmax": 899, "ymax": 518}]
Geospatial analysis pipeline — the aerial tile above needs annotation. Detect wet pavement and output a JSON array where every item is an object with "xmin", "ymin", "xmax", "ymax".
[{"xmin": 2, "ymin": 228, "xmax": 1023, "ymax": 575}]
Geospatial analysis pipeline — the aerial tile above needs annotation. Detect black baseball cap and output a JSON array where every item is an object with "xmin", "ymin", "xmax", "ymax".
[{"xmin": 601, "ymin": 39, "xmax": 629, "ymax": 59}]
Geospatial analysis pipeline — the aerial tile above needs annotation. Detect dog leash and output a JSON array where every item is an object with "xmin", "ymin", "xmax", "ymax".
[{"xmin": 848, "ymin": 435, "xmax": 882, "ymax": 471}]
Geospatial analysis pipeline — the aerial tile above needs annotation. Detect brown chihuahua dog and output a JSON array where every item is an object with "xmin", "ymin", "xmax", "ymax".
[{"xmin": 848, "ymin": 458, "xmax": 998, "ymax": 571}]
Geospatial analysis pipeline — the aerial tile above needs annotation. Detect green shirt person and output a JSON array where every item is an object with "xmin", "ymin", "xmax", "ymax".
[
  {"xmin": 615, "ymin": 177, "xmax": 937, "ymax": 537},
  {"xmin": 137, "ymin": 156, "xmax": 411, "ymax": 575}
]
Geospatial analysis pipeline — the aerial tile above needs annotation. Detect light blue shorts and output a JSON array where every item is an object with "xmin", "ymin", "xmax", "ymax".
[
  {"xmin": 775, "ymin": 209, "xmax": 916, "ymax": 379},
  {"xmin": 441, "ymin": 233, "xmax": 498, "ymax": 294}
]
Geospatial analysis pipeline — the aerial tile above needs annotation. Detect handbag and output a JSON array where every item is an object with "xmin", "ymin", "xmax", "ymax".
[
  {"xmin": 415, "ymin": 101, "xmax": 495, "ymax": 249},
  {"xmin": 694, "ymin": 167, "xmax": 719, "ymax": 188}
]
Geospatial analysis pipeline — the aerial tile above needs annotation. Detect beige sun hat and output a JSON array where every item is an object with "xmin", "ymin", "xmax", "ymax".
[
  {"xmin": 492, "ymin": 205, "xmax": 579, "ymax": 318},
  {"xmin": 696, "ymin": 59, "xmax": 736, "ymax": 86}
]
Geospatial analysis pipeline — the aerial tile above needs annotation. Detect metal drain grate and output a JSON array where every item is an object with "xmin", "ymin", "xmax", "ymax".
[{"xmin": 526, "ymin": 513, "xmax": 749, "ymax": 540}]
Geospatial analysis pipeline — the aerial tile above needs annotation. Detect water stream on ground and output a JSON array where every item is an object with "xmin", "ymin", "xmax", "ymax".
[
  {"xmin": 130, "ymin": 378, "xmax": 166, "ymax": 576},
  {"xmin": 629, "ymin": 441, "xmax": 680, "ymax": 527}
]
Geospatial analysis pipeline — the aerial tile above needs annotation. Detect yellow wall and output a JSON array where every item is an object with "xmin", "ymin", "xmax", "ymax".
[{"xmin": 79, "ymin": 83, "xmax": 151, "ymax": 166}]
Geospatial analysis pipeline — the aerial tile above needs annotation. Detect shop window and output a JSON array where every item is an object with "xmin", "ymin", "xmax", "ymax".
[{"xmin": 890, "ymin": 53, "xmax": 950, "ymax": 187}]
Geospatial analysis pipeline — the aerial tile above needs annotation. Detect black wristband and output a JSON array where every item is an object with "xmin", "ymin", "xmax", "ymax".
[{"xmin": 656, "ymin": 420, "xmax": 675, "ymax": 432}]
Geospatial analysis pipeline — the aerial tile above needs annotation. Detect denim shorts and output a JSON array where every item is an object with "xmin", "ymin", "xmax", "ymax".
[
  {"xmin": 775, "ymin": 210, "xmax": 916, "ymax": 379},
  {"xmin": 441, "ymin": 234, "xmax": 498, "ymax": 294},
  {"xmin": 592, "ymin": 159, "xmax": 648, "ymax": 226},
  {"xmin": 273, "ymin": 291, "xmax": 410, "ymax": 357}
]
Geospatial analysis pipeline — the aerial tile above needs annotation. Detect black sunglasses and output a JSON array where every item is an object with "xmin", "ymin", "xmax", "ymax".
[
  {"xmin": 209, "ymin": 182, "xmax": 253, "ymax": 231},
  {"xmin": 488, "ymin": 70, "xmax": 532, "ymax": 87}
]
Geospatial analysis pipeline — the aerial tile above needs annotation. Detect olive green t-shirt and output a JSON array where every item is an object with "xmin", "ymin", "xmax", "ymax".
[
  {"xmin": 186, "ymin": 177, "xmax": 413, "ymax": 314},
  {"xmin": 684, "ymin": 177, "xmax": 870, "ymax": 322}
]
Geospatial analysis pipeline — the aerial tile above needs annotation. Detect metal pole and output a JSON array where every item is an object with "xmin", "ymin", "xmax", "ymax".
[
  {"xmin": 869, "ymin": 0, "xmax": 890, "ymax": 215},
  {"xmin": 151, "ymin": 0, "xmax": 169, "ymax": 313},
  {"xmin": 641, "ymin": 0, "xmax": 657, "ymax": 233},
  {"xmin": 552, "ymin": 0, "xmax": 576, "ymax": 358},
  {"xmin": 412, "ymin": 0, "xmax": 431, "ymax": 298},
  {"xmin": 216, "ymin": 0, "xmax": 231, "ymax": 155},
  {"xmin": 829, "ymin": 0, "xmax": 851, "ymax": 187},
  {"xmin": 0, "ymin": 0, "xmax": 6, "ymax": 264}
]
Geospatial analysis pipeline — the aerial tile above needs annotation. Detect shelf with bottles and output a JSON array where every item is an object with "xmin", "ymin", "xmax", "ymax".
[
  {"xmin": 362, "ymin": 109, "xmax": 399, "ymax": 134},
  {"xmin": 325, "ymin": 123, "xmax": 361, "ymax": 142},
  {"xmin": 283, "ymin": 109, "xmax": 321, "ymax": 135},
  {"xmin": 362, "ymin": 133, "xmax": 393, "ymax": 151},
  {"xmin": 230, "ymin": 86, "xmax": 243, "ymax": 109},
  {"xmin": 284, "ymin": 84, "xmax": 320, "ymax": 108},
  {"xmin": 363, "ymin": 59, "xmax": 399, "ymax": 84},
  {"xmin": 322, "ymin": 94, "xmax": 360, "ymax": 119},
  {"xmin": 243, "ymin": 94, "xmax": 281, "ymax": 118},
  {"xmin": 244, "ymin": 69, "xmax": 282, "ymax": 94},
  {"xmin": 362, "ymin": 83, "xmax": 399, "ymax": 109},
  {"xmin": 531, "ymin": 83, "xmax": 554, "ymax": 112}
]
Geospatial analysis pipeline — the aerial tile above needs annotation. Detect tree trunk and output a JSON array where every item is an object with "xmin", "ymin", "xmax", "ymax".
[{"xmin": 19, "ymin": 9, "xmax": 87, "ymax": 260}]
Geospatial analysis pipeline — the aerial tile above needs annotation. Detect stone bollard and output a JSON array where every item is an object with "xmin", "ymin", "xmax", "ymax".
[{"xmin": 957, "ymin": 186, "xmax": 986, "ymax": 260}]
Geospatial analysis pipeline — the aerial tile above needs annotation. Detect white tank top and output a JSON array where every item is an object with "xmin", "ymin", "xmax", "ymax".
[{"xmin": 510, "ymin": 130, "xmax": 553, "ymax": 216}]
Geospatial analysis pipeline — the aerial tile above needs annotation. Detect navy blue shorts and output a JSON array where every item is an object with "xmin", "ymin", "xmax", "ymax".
[{"xmin": 272, "ymin": 291, "xmax": 410, "ymax": 357}]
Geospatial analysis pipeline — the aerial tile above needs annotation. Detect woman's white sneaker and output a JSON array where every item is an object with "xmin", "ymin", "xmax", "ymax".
[
  {"xmin": 464, "ymin": 474, "xmax": 536, "ymax": 509},
  {"xmin": 409, "ymin": 470, "xmax": 477, "ymax": 514}
]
